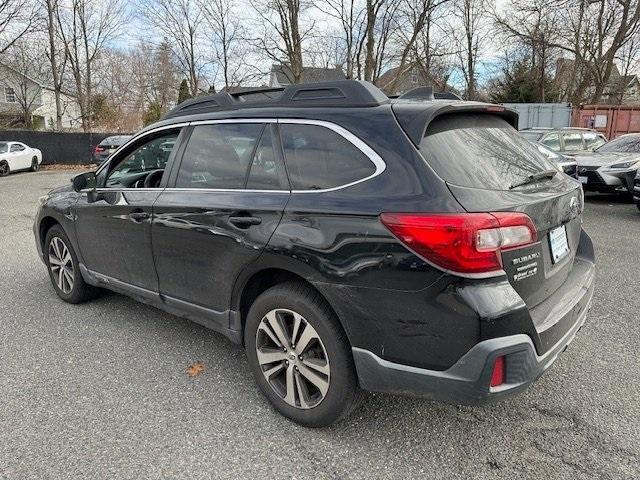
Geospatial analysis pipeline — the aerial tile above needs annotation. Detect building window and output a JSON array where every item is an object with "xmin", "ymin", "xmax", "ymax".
[{"xmin": 4, "ymin": 87, "xmax": 16, "ymax": 103}]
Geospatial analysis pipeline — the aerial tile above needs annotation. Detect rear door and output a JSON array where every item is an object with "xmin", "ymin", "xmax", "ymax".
[
  {"xmin": 418, "ymin": 113, "xmax": 583, "ymax": 308},
  {"xmin": 151, "ymin": 121, "xmax": 290, "ymax": 318}
]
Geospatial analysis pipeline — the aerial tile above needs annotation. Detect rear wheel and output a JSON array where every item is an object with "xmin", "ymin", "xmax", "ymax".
[
  {"xmin": 45, "ymin": 225, "xmax": 98, "ymax": 303},
  {"xmin": 0, "ymin": 161, "xmax": 9, "ymax": 177},
  {"xmin": 30, "ymin": 157, "xmax": 39, "ymax": 172},
  {"xmin": 244, "ymin": 282, "xmax": 362, "ymax": 427}
]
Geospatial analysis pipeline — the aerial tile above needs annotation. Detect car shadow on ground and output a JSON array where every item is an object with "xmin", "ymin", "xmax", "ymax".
[{"xmin": 584, "ymin": 191, "xmax": 634, "ymax": 205}]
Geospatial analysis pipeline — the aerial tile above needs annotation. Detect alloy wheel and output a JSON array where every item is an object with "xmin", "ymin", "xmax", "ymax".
[
  {"xmin": 255, "ymin": 308, "xmax": 330, "ymax": 409},
  {"xmin": 0, "ymin": 163, "xmax": 8, "ymax": 176},
  {"xmin": 48, "ymin": 237, "xmax": 74, "ymax": 294}
]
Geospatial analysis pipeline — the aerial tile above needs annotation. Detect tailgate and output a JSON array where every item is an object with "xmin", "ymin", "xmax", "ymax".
[{"xmin": 449, "ymin": 181, "xmax": 583, "ymax": 308}]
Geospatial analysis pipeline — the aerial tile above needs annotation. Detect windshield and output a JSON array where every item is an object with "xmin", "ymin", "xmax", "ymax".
[
  {"xmin": 420, "ymin": 114, "xmax": 557, "ymax": 191},
  {"xmin": 596, "ymin": 135, "xmax": 640, "ymax": 153},
  {"xmin": 0, "ymin": 143, "xmax": 7, "ymax": 154}
]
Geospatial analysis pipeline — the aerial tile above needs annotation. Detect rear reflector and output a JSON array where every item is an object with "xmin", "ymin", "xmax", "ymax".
[
  {"xmin": 379, "ymin": 212, "xmax": 537, "ymax": 275},
  {"xmin": 490, "ymin": 356, "xmax": 506, "ymax": 387}
]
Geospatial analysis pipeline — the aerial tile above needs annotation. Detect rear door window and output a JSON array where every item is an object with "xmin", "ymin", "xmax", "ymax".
[
  {"xmin": 562, "ymin": 133, "xmax": 584, "ymax": 151},
  {"xmin": 246, "ymin": 125, "xmax": 287, "ymax": 190},
  {"xmin": 419, "ymin": 113, "xmax": 557, "ymax": 191},
  {"xmin": 176, "ymin": 123, "xmax": 263, "ymax": 189},
  {"xmin": 279, "ymin": 123, "xmax": 376, "ymax": 190}
]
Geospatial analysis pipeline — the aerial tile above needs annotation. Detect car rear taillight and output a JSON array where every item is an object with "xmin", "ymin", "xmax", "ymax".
[
  {"xmin": 490, "ymin": 355, "xmax": 506, "ymax": 387},
  {"xmin": 379, "ymin": 212, "xmax": 537, "ymax": 275},
  {"xmin": 94, "ymin": 146, "xmax": 105, "ymax": 154}
]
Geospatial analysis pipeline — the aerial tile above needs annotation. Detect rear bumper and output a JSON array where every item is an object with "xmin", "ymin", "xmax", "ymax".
[{"xmin": 353, "ymin": 262, "xmax": 595, "ymax": 405}]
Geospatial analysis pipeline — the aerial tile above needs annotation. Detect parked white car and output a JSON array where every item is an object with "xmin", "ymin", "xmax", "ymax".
[{"xmin": 0, "ymin": 142, "xmax": 43, "ymax": 176}]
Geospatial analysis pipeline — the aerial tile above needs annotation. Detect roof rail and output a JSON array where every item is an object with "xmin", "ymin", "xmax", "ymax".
[
  {"xmin": 398, "ymin": 86, "xmax": 462, "ymax": 101},
  {"xmin": 164, "ymin": 80, "xmax": 389, "ymax": 119}
]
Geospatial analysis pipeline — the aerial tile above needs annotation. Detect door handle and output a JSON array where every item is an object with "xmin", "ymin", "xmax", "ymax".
[
  {"xmin": 129, "ymin": 211, "xmax": 150, "ymax": 223},
  {"xmin": 229, "ymin": 216, "xmax": 262, "ymax": 227}
]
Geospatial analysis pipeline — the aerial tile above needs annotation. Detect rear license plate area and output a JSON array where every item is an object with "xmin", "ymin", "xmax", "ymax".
[{"xmin": 549, "ymin": 225, "xmax": 570, "ymax": 263}]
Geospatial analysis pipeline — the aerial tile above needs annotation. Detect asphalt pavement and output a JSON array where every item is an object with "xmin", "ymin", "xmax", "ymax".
[{"xmin": 1, "ymin": 170, "xmax": 639, "ymax": 479}]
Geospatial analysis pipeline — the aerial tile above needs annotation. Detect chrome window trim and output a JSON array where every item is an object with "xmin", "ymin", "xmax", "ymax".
[
  {"xmin": 188, "ymin": 118, "xmax": 386, "ymax": 193},
  {"xmin": 94, "ymin": 122, "xmax": 190, "ymax": 177},
  {"xmin": 96, "ymin": 118, "xmax": 386, "ymax": 194}
]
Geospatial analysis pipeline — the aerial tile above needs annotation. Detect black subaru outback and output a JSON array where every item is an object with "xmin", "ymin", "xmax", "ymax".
[{"xmin": 34, "ymin": 81, "xmax": 595, "ymax": 427}]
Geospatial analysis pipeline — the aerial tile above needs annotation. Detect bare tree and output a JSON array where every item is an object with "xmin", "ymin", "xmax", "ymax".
[
  {"xmin": 313, "ymin": 0, "xmax": 365, "ymax": 78},
  {"xmin": 452, "ymin": 0, "xmax": 490, "ymax": 100},
  {"xmin": 0, "ymin": 0, "xmax": 40, "ymax": 54},
  {"xmin": 493, "ymin": 0, "xmax": 563, "ymax": 102},
  {"xmin": 42, "ymin": 0, "xmax": 66, "ymax": 130},
  {"xmin": 382, "ymin": 0, "xmax": 450, "ymax": 93},
  {"xmin": 55, "ymin": 0, "xmax": 126, "ymax": 131},
  {"xmin": 199, "ymin": 0, "xmax": 255, "ymax": 90},
  {"xmin": 251, "ymin": 0, "xmax": 312, "ymax": 83},
  {"xmin": 141, "ymin": 0, "xmax": 206, "ymax": 96},
  {"xmin": 354, "ymin": 0, "xmax": 401, "ymax": 81}
]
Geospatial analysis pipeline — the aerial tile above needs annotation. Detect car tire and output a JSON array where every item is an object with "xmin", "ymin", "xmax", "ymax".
[
  {"xmin": 44, "ymin": 225, "xmax": 99, "ymax": 304},
  {"xmin": 0, "ymin": 160, "xmax": 9, "ymax": 177},
  {"xmin": 244, "ymin": 281, "xmax": 363, "ymax": 427},
  {"xmin": 30, "ymin": 157, "xmax": 39, "ymax": 172}
]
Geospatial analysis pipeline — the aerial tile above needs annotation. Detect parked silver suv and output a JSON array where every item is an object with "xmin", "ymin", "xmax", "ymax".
[{"xmin": 520, "ymin": 127, "xmax": 607, "ymax": 156}]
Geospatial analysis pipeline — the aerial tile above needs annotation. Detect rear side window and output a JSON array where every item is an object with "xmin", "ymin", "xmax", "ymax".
[
  {"xmin": 280, "ymin": 124, "xmax": 376, "ymax": 190},
  {"xmin": 584, "ymin": 132, "xmax": 606, "ymax": 149},
  {"xmin": 419, "ymin": 114, "xmax": 557, "ymax": 191},
  {"xmin": 176, "ymin": 123, "xmax": 263, "ymax": 189}
]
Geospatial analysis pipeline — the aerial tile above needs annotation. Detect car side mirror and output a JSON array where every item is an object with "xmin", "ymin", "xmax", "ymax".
[{"xmin": 72, "ymin": 171, "xmax": 96, "ymax": 192}]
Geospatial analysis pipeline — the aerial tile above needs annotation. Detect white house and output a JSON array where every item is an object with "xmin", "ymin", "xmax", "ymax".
[{"xmin": 0, "ymin": 62, "xmax": 82, "ymax": 130}]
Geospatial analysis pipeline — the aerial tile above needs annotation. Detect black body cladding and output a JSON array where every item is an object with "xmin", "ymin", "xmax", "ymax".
[{"xmin": 34, "ymin": 81, "xmax": 595, "ymax": 404}]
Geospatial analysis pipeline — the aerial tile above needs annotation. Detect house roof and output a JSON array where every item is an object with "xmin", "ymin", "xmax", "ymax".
[
  {"xmin": 271, "ymin": 63, "xmax": 345, "ymax": 85},
  {"xmin": 0, "ymin": 61, "xmax": 77, "ymax": 98}
]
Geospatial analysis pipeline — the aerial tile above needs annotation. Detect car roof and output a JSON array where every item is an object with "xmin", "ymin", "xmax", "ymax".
[
  {"xmin": 521, "ymin": 127, "xmax": 601, "ymax": 133},
  {"xmin": 149, "ymin": 80, "xmax": 519, "ymax": 147}
]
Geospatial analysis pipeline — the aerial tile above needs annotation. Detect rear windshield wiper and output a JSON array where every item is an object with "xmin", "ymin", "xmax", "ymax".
[{"xmin": 509, "ymin": 169, "xmax": 558, "ymax": 190}]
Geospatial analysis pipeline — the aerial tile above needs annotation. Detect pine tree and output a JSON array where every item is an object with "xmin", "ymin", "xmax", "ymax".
[{"xmin": 177, "ymin": 79, "xmax": 191, "ymax": 104}]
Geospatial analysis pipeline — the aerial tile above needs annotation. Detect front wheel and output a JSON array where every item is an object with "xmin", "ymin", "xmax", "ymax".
[
  {"xmin": 244, "ymin": 282, "xmax": 362, "ymax": 427},
  {"xmin": 44, "ymin": 225, "xmax": 99, "ymax": 303},
  {"xmin": 30, "ymin": 157, "xmax": 39, "ymax": 172}
]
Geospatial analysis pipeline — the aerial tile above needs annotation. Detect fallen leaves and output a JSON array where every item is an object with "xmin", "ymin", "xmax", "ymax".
[{"xmin": 186, "ymin": 361, "xmax": 205, "ymax": 378}]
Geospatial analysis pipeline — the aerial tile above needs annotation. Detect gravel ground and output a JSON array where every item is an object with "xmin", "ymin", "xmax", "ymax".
[{"xmin": 1, "ymin": 170, "xmax": 639, "ymax": 480}]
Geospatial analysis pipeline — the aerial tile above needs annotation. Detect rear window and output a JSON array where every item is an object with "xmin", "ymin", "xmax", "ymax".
[
  {"xmin": 597, "ymin": 135, "xmax": 640, "ymax": 153},
  {"xmin": 562, "ymin": 133, "xmax": 584, "ymax": 151},
  {"xmin": 419, "ymin": 114, "xmax": 557, "ymax": 191},
  {"xmin": 519, "ymin": 131, "xmax": 543, "ymax": 142}
]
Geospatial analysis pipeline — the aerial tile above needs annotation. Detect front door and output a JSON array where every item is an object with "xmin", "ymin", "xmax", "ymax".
[
  {"xmin": 72, "ymin": 128, "xmax": 183, "ymax": 292},
  {"xmin": 152, "ymin": 122, "xmax": 290, "ymax": 318},
  {"xmin": 9, "ymin": 143, "xmax": 29, "ymax": 170}
]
